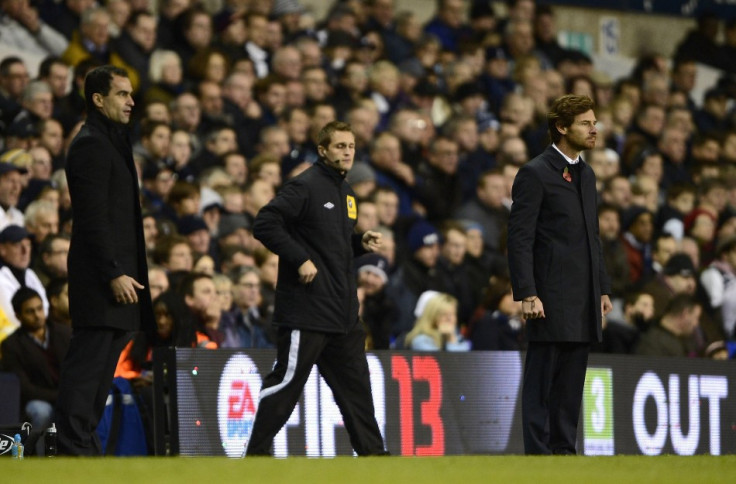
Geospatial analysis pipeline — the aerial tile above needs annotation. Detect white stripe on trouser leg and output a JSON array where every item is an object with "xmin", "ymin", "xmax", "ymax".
[
  {"xmin": 244, "ymin": 329, "xmax": 301, "ymax": 456},
  {"xmin": 259, "ymin": 329, "xmax": 301, "ymax": 400}
]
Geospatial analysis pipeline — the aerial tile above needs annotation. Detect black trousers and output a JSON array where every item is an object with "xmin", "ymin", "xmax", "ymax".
[
  {"xmin": 522, "ymin": 341, "xmax": 590, "ymax": 455},
  {"xmin": 55, "ymin": 327, "xmax": 132, "ymax": 456},
  {"xmin": 245, "ymin": 326, "xmax": 386, "ymax": 456}
]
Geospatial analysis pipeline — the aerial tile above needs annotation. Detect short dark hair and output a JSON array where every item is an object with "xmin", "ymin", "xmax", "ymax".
[
  {"xmin": 547, "ymin": 95, "xmax": 595, "ymax": 144},
  {"xmin": 0, "ymin": 56, "xmax": 24, "ymax": 77},
  {"xmin": 11, "ymin": 287, "xmax": 42, "ymax": 315},
  {"xmin": 178, "ymin": 271, "xmax": 212, "ymax": 298},
  {"xmin": 38, "ymin": 56, "xmax": 67, "ymax": 79},
  {"xmin": 84, "ymin": 65, "xmax": 129, "ymax": 111},
  {"xmin": 317, "ymin": 121, "xmax": 353, "ymax": 150},
  {"xmin": 662, "ymin": 294, "xmax": 700, "ymax": 318}
]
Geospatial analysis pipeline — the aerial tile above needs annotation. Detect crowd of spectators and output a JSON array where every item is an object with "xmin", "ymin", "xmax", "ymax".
[{"xmin": 2, "ymin": 0, "xmax": 736, "ymax": 430}]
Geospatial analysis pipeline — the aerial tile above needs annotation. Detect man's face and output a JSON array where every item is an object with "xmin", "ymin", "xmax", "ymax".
[
  {"xmin": 302, "ymin": 69, "xmax": 329, "ymax": 102},
  {"xmin": 560, "ymin": 109, "xmax": 597, "ymax": 152},
  {"xmin": 358, "ymin": 269, "xmax": 385, "ymax": 296},
  {"xmin": 0, "ymin": 238, "xmax": 32, "ymax": 269},
  {"xmin": 356, "ymin": 202, "xmax": 378, "ymax": 233},
  {"xmin": 16, "ymin": 296, "xmax": 46, "ymax": 332},
  {"xmin": 199, "ymin": 83, "xmax": 223, "ymax": 116},
  {"xmin": 284, "ymin": 110, "xmax": 309, "ymax": 144},
  {"xmin": 29, "ymin": 211, "xmax": 59, "ymax": 243},
  {"xmin": 130, "ymin": 14, "xmax": 157, "ymax": 52},
  {"xmin": 148, "ymin": 269, "xmax": 169, "ymax": 301},
  {"xmin": 42, "ymin": 237, "xmax": 69, "ymax": 275},
  {"xmin": 144, "ymin": 125, "xmax": 171, "ymax": 159},
  {"xmin": 174, "ymin": 94, "xmax": 200, "ymax": 129},
  {"xmin": 320, "ymin": 130, "xmax": 356, "ymax": 173},
  {"xmin": 598, "ymin": 210, "xmax": 620, "ymax": 241},
  {"xmin": 374, "ymin": 191, "xmax": 398, "ymax": 226},
  {"xmin": 233, "ymin": 271, "xmax": 261, "ymax": 309},
  {"xmin": 27, "ymin": 91, "xmax": 53, "ymax": 120},
  {"xmin": 629, "ymin": 293, "xmax": 654, "ymax": 321},
  {"xmin": 209, "ymin": 129, "xmax": 237, "ymax": 156},
  {"xmin": 224, "ymin": 154, "xmax": 247, "ymax": 185},
  {"xmin": 1, "ymin": 61, "xmax": 29, "ymax": 99},
  {"xmin": 83, "ymin": 10, "xmax": 111, "ymax": 48},
  {"xmin": 47, "ymin": 63, "xmax": 70, "ymax": 98},
  {"xmin": 414, "ymin": 243, "xmax": 439, "ymax": 268},
  {"xmin": 478, "ymin": 174, "xmax": 506, "ymax": 209},
  {"xmin": 442, "ymin": 229, "xmax": 467, "ymax": 266},
  {"xmin": 167, "ymin": 242, "xmax": 193, "ymax": 271},
  {"xmin": 629, "ymin": 213, "xmax": 653, "ymax": 243},
  {"xmin": 96, "ymin": 75, "xmax": 134, "ymax": 124},
  {"xmin": 371, "ymin": 135, "xmax": 401, "ymax": 169},
  {"xmin": 0, "ymin": 171, "xmax": 23, "ymax": 208},
  {"xmin": 186, "ymin": 277, "xmax": 219, "ymax": 320},
  {"xmin": 40, "ymin": 120, "xmax": 64, "ymax": 156},
  {"xmin": 428, "ymin": 139, "xmax": 459, "ymax": 175},
  {"xmin": 653, "ymin": 237, "xmax": 677, "ymax": 266},
  {"xmin": 668, "ymin": 274, "xmax": 696, "ymax": 295},
  {"xmin": 187, "ymin": 229, "xmax": 210, "ymax": 255},
  {"xmin": 142, "ymin": 216, "xmax": 158, "ymax": 250}
]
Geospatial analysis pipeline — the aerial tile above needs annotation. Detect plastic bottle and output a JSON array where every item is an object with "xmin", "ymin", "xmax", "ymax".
[
  {"xmin": 11, "ymin": 434, "xmax": 24, "ymax": 459},
  {"xmin": 45, "ymin": 423, "xmax": 57, "ymax": 457}
]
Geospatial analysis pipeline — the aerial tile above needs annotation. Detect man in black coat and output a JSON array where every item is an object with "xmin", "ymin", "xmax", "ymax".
[
  {"xmin": 508, "ymin": 95, "xmax": 612, "ymax": 455},
  {"xmin": 55, "ymin": 65, "xmax": 154, "ymax": 456},
  {"xmin": 244, "ymin": 121, "xmax": 387, "ymax": 456}
]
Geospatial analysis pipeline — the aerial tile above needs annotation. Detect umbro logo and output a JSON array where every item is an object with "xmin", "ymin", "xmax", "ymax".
[{"xmin": 324, "ymin": 202, "xmax": 335, "ymax": 209}]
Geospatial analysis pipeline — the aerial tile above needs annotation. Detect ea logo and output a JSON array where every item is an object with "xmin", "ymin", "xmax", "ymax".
[
  {"xmin": 0, "ymin": 434, "xmax": 15, "ymax": 455},
  {"xmin": 217, "ymin": 353, "xmax": 263, "ymax": 457}
]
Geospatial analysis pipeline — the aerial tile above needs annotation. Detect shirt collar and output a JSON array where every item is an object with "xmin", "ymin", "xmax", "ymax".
[{"xmin": 552, "ymin": 143, "xmax": 580, "ymax": 164}]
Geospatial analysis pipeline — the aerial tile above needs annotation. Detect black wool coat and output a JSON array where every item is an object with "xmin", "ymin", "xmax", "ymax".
[
  {"xmin": 508, "ymin": 146, "xmax": 611, "ymax": 343},
  {"xmin": 65, "ymin": 109, "xmax": 154, "ymax": 332}
]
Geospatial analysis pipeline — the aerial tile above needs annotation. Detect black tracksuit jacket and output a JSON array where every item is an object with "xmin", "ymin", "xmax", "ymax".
[{"xmin": 253, "ymin": 160, "xmax": 367, "ymax": 334}]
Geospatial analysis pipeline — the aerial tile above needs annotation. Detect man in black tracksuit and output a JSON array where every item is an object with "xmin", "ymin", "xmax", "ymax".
[{"xmin": 244, "ymin": 121, "xmax": 387, "ymax": 456}]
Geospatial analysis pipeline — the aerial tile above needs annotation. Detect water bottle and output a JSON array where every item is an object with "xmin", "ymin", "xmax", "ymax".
[
  {"xmin": 11, "ymin": 434, "xmax": 24, "ymax": 459},
  {"xmin": 45, "ymin": 423, "xmax": 57, "ymax": 457}
]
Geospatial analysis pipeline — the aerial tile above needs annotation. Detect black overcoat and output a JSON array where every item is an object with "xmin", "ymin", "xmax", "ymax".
[
  {"xmin": 507, "ymin": 146, "xmax": 611, "ymax": 342},
  {"xmin": 65, "ymin": 110, "xmax": 154, "ymax": 332}
]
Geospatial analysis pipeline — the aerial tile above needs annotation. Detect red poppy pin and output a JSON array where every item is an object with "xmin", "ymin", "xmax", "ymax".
[{"xmin": 563, "ymin": 166, "xmax": 572, "ymax": 182}]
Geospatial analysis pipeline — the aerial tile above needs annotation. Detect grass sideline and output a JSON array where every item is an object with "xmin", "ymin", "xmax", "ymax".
[{"xmin": 2, "ymin": 455, "xmax": 736, "ymax": 483}]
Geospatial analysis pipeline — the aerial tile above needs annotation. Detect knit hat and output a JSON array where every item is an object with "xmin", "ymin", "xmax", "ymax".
[
  {"xmin": 663, "ymin": 253, "xmax": 696, "ymax": 278},
  {"xmin": 407, "ymin": 220, "xmax": 440, "ymax": 253},
  {"xmin": 178, "ymin": 215, "xmax": 208, "ymax": 236},
  {"xmin": 346, "ymin": 162, "xmax": 375, "ymax": 187},
  {"xmin": 218, "ymin": 213, "xmax": 251, "ymax": 238},
  {"xmin": 355, "ymin": 253, "xmax": 389, "ymax": 284}
]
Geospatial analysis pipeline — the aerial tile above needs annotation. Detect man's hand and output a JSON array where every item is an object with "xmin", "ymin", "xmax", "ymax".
[
  {"xmin": 362, "ymin": 230, "xmax": 382, "ymax": 252},
  {"xmin": 601, "ymin": 294, "xmax": 613, "ymax": 317},
  {"xmin": 298, "ymin": 260, "xmax": 318, "ymax": 284},
  {"xmin": 111, "ymin": 275, "xmax": 144, "ymax": 304},
  {"xmin": 521, "ymin": 296, "xmax": 545, "ymax": 320}
]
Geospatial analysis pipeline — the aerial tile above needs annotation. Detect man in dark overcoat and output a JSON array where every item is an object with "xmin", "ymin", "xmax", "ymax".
[
  {"xmin": 508, "ymin": 95, "xmax": 612, "ymax": 455},
  {"xmin": 55, "ymin": 65, "xmax": 154, "ymax": 455}
]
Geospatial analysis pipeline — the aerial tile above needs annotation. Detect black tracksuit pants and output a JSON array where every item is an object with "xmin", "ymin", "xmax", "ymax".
[{"xmin": 245, "ymin": 325, "xmax": 386, "ymax": 456}]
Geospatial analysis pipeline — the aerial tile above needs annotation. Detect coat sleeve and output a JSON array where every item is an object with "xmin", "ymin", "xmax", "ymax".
[
  {"xmin": 252, "ymin": 180, "xmax": 310, "ymax": 269},
  {"xmin": 507, "ymin": 164, "xmax": 544, "ymax": 301},
  {"xmin": 66, "ymin": 136, "xmax": 125, "ymax": 282}
]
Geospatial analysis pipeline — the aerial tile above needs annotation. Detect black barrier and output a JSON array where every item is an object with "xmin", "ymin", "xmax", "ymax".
[{"xmin": 151, "ymin": 349, "xmax": 736, "ymax": 457}]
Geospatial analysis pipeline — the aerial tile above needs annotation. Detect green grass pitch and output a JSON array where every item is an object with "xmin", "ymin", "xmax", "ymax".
[{"xmin": 3, "ymin": 455, "xmax": 736, "ymax": 483}]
